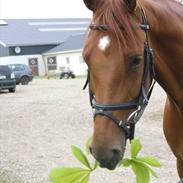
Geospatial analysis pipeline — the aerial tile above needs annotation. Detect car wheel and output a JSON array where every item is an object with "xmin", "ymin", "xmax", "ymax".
[
  {"xmin": 20, "ymin": 76, "xmax": 29, "ymax": 85},
  {"xmin": 60, "ymin": 74, "xmax": 63, "ymax": 79},
  {"xmin": 9, "ymin": 88, "xmax": 16, "ymax": 93}
]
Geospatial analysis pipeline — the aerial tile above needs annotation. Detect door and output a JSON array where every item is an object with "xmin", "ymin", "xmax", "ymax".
[{"xmin": 28, "ymin": 58, "xmax": 39, "ymax": 76}]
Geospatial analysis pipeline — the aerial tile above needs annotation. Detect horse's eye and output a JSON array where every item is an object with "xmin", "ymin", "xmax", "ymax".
[{"xmin": 128, "ymin": 55, "xmax": 142, "ymax": 70}]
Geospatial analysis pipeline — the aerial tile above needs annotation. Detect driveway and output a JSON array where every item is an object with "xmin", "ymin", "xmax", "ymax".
[{"xmin": 0, "ymin": 79, "xmax": 178, "ymax": 183}]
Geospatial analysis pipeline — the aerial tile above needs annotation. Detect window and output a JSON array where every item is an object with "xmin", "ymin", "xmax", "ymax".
[
  {"xmin": 66, "ymin": 57, "xmax": 70, "ymax": 64},
  {"xmin": 47, "ymin": 56, "xmax": 57, "ymax": 70},
  {"xmin": 28, "ymin": 58, "xmax": 39, "ymax": 76},
  {"xmin": 79, "ymin": 56, "xmax": 84, "ymax": 64},
  {"xmin": 29, "ymin": 58, "xmax": 38, "ymax": 66},
  {"xmin": 0, "ymin": 65, "xmax": 11, "ymax": 74},
  {"xmin": 10, "ymin": 64, "xmax": 24, "ymax": 71}
]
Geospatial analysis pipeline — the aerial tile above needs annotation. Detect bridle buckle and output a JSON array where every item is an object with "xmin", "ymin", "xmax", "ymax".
[
  {"xmin": 119, "ymin": 120, "xmax": 123, "ymax": 127},
  {"xmin": 143, "ymin": 98, "xmax": 149, "ymax": 105}
]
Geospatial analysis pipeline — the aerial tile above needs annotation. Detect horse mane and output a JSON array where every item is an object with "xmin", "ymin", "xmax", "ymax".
[{"xmin": 92, "ymin": 0, "xmax": 140, "ymax": 49}]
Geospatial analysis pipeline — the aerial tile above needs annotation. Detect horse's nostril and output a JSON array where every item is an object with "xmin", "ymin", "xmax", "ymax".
[
  {"xmin": 111, "ymin": 149, "xmax": 121, "ymax": 158},
  {"xmin": 89, "ymin": 146, "xmax": 93, "ymax": 154}
]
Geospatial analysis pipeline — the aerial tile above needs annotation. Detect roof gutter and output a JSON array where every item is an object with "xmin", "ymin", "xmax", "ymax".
[
  {"xmin": 42, "ymin": 49, "xmax": 83, "ymax": 56},
  {"xmin": 6, "ymin": 42, "xmax": 63, "ymax": 47}
]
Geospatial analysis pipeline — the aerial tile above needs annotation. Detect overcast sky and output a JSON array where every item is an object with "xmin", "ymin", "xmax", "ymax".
[{"xmin": 0, "ymin": 0, "xmax": 92, "ymax": 19}]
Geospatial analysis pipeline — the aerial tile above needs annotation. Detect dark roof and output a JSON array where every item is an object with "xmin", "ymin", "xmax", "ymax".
[
  {"xmin": 45, "ymin": 33, "xmax": 86, "ymax": 54},
  {"xmin": 0, "ymin": 19, "xmax": 90, "ymax": 47}
]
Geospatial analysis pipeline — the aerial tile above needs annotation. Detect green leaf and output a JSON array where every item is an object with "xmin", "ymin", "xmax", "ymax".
[
  {"xmin": 71, "ymin": 146, "xmax": 91, "ymax": 169},
  {"xmin": 50, "ymin": 167, "xmax": 90, "ymax": 183},
  {"xmin": 132, "ymin": 159, "xmax": 159, "ymax": 178},
  {"xmin": 69, "ymin": 172, "xmax": 89, "ymax": 183},
  {"xmin": 131, "ymin": 139, "xmax": 142, "ymax": 159},
  {"xmin": 85, "ymin": 137, "xmax": 92, "ymax": 155},
  {"xmin": 137, "ymin": 156, "xmax": 161, "ymax": 167},
  {"xmin": 120, "ymin": 158, "xmax": 132, "ymax": 167},
  {"xmin": 131, "ymin": 162, "xmax": 150, "ymax": 183},
  {"xmin": 92, "ymin": 160, "xmax": 99, "ymax": 171},
  {"xmin": 78, "ymin": 173, "xmax": 90, "ymax": 183},
  {"xmin": 144, "ymin": 166, "xmax": 158, "ymax": 178}
]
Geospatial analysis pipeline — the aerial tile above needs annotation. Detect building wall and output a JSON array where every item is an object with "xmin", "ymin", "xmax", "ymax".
[
  {"xmin": 0, "ymin": 55, "xmax": 46, "ymax": 76},
  {"xmin": 45, "ymin": 51, "xmax": 87, "ymax": 76},
  {"xmin": 0, "ymin": 51, "xmax": 87, "ymax": 76}
]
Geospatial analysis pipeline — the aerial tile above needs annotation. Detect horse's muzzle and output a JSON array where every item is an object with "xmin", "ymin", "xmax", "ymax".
[{"xmin": 90, "ymin": 146, "xmax": 122, "ymax": 170}]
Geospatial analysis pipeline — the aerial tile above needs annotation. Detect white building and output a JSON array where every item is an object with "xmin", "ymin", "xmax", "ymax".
[
  {"xmin": 0, "ymin": 19, "xmax": 89, "ymax": 76},
  {"xmin": 43, "ymin": 33, "xmax": 87, "ymax": 76}
]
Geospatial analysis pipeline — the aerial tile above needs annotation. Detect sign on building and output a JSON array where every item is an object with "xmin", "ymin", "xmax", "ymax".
[{"xmin": 47, "ymin": 57, "xmax": 57, "ymax": 70}]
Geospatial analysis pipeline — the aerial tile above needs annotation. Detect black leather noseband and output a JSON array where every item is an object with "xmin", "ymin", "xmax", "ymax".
[{"xmin": 83, "ymin": 8, "xmax": 156, "ymax": 140}]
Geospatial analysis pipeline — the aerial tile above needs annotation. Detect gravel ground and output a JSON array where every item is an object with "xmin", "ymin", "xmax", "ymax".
[{"xmin": 0, "ymin": 79, "xmax": 179, "ymax": 183}]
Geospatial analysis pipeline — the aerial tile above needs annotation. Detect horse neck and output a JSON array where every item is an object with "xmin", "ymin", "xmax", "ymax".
[{"xmin": 143, "ymin": 0, "xmax": 183, "ymax": 107}]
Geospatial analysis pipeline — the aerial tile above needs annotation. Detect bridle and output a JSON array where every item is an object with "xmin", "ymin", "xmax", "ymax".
[
  {"xmin": 83, "ymin": 8, "xmax": 156, "ymax": 140},
  {"xmin": 178, "ymin": 178, "xmax": 183, "ymax": 183}
]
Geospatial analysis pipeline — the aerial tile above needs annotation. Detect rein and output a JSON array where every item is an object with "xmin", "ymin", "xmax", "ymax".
[{"xmin": 83, "ymin": 8, "xmax": 156, "ymax": 140}]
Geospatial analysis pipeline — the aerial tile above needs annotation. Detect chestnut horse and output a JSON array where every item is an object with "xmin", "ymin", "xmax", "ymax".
[{"xmin": 82, "ymin": 0, "xmax": 183, "ymax": 181}]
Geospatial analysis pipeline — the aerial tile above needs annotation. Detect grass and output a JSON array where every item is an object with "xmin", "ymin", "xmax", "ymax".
[
  {"xmin": 34, "ymin": 75, "xmax": 87, "ymax": 79},
  {"xmin": 34, "ymin": 76, "xmax": 47, "ymax": 79},
  {"xmin": 75, "ymin": 75, "xmax": 87, "ymax": 79},
  {"xmin": 0, "ymin": 177, "xmax": 22, "ymax": 183},
  {"xmin": 0, "ymin": 177, "xmax": 10, "ymax": 183},
  {"xmin": 0, "ymin": 174, "xmax": 23, "ymax": 183}
]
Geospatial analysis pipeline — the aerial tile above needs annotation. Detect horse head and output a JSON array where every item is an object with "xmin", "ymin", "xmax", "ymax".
[{"xmin": 83, "ymin": 0, "xmax": 154, "ymax": 170}]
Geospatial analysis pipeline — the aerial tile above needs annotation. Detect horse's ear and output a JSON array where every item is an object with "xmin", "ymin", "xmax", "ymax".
[
  {"xmin": 124, "ymin": 0, "xmax": 136, "ymax": 12},
  {"xmin": 83, "ymin": 0, "xmax": 97, "ymax": 11}
]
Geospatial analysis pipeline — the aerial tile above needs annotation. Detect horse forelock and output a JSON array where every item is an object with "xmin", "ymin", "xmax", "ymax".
[{"xmin": 92, "ymin": 0, "xmax": 140, "ymax": 49}]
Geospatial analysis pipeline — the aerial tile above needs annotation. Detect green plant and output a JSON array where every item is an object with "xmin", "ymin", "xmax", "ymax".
[
  {"xmin": 50, "ymin": 137, "xmax": 97, "ymax": 183},
  {"xmin": 50, "ymin": 138, "xmax": 161, "ymax": 183},
  {"xmin": 120, "ymin": 139, "xmax": 161, "ymax": 183}
]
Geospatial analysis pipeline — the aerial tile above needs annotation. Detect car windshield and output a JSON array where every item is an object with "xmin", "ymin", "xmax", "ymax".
[{"xmin": 0, "ymin": 65, "xmax": 11, "ymax": 75}]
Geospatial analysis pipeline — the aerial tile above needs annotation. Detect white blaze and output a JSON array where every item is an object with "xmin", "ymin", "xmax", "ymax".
[{"xmin": 98, "ymin": 36, "xmax": 111, "ymax": 51}]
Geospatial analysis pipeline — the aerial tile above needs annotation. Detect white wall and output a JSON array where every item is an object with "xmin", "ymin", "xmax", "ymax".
[
  {"xmin": 0, "ymin": 51, "xmax": 88, "ymax": 76},
  {"xmin": 0, "ymin": 55, "xmax": 46, "ymax": 75},
  {"xmin": 45, "ymin": 51, "xmax": 87, "ymax": 76}
]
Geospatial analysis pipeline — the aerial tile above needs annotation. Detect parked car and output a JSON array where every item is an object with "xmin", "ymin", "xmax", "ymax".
[
  {"xmin": 0, "ymin": 65, "xmax": 16, "ymax": 93},
  {"xmin": 60, "ymin": 67, "xmax": 76, "ymax": 79},
  {"xmin": 8, "ymin": 64, "xmax": 33, "ymax": 85}
]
